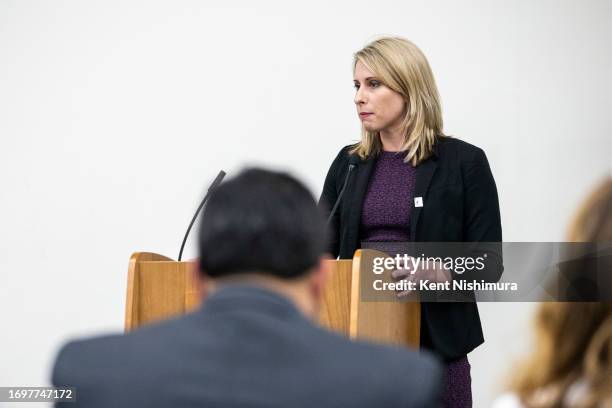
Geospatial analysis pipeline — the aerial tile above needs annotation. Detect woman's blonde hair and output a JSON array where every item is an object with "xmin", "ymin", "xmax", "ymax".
[
  {"xmin": 349, "ymin": 37, "xmax": 446, "ymax": 166},
  {"xmin": 510, "ymin": 178, "xmax": 612, "ymax": 408}
]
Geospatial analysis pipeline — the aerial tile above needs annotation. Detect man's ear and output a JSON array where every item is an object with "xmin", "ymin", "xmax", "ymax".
[
  {"xmin": 191, "ymin": 259, "xmax": 208, "ymax": 302},
  {"xmin": 311, "ymin": 256, "xmax": 331, "ymax": 299}
]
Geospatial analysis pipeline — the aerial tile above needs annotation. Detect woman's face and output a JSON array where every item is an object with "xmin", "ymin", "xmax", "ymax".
[{"xmin": 353, "ymin": 60, "xmax": 406, "ymax": 133}]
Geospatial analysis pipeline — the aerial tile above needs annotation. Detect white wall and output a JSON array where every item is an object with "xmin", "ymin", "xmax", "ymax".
[{"xmin": 1, "ymin": 1, "xmax": 611, "ymax": 406}]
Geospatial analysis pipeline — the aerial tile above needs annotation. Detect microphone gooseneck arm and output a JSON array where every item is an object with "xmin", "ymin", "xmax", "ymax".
[
  {"xmin": 178, "ymin": 170, "xmax": 226, "ymax": 261},
  {"xmin": 326, "ymin": 161, "xmax": 356, "ymax": 226}
]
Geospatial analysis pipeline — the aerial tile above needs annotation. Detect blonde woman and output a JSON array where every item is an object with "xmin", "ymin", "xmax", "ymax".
[
  {"xmin": 493, "ymin": 178, "xmax": 612, "ymax": 408},
  {"xmin": 319, "ymin": 37, "xmax": 503, "ymax": 407}
]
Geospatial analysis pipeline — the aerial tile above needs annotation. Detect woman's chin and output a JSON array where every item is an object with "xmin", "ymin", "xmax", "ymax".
[{"xmin": 362, "ymin": 123, "xmax": 379, "ymax": 132}]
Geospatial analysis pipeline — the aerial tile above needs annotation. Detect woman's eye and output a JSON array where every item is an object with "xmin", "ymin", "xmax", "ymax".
[{"xmin": 353, "ymin": 81, "xmax": 380, "ymax": 89}]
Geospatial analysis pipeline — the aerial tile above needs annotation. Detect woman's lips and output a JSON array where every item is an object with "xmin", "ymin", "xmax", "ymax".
[{"xmin": 359, "ymin": 112, "xmax": 373, "ymax": 119}]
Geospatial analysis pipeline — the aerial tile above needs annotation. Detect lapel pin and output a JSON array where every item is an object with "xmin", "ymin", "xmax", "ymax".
[{"xmin": 414, "ymin": 197, "xmax": 423, "ymax": 207}]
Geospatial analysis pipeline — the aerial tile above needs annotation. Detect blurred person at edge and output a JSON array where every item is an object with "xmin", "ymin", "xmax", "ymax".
[
  {"xmin": 320, "ymin": 36, "xmax": 503, "ymax": 408},
  {"xmin": 493, "ymin": 177, "xmax": 612, "ymax": 408},
  {"xmin": 52, "ymin": 168, "xmax": 443, "ymax": 408}
]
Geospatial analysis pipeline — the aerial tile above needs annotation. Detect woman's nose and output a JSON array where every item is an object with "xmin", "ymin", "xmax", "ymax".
[{"xmin": 354, "ymin": 88, "xmax": 366, "ymax": 105}]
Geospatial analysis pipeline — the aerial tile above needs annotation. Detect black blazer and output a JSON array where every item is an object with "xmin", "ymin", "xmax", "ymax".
[
  {"xmin": 319, "ymin": 135, "xmax": 503, "ymax": 360},
  {"xmin": 53, "ymin": 286, "xmax": 442, "ymax": 408}
]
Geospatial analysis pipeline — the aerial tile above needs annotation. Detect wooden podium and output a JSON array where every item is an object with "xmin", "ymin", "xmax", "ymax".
[{"xmin": 125, "ymin": 250, "xmax": 420, "ymax": 349}]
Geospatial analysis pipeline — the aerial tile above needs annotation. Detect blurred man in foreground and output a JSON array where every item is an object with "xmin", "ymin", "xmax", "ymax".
[{"xmin": 52, "ymin": 168, "xmax": 442, "ymax": 408}]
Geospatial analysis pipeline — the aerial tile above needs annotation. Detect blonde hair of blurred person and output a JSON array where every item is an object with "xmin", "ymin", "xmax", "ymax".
[
  {"xmin": 502, "ymin": 178, "xmax": 612, "ymax": 408},
  {"xmin": 349, "ymin": 37, "xmax": 446, "ymax": 166}
]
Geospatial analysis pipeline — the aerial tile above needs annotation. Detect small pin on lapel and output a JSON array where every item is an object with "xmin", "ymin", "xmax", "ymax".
[{"xmin": 414, "ymin": 197, "xmax": 423, "ymax": 207}]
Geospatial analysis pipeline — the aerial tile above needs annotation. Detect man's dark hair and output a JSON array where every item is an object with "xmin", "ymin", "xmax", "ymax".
[{"xmin": 198, "ymin": 168, "xmax": 327, "ymax": 279}]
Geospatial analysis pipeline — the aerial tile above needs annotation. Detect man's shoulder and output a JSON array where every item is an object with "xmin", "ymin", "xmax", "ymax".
[
  {"xmin": 311, "ymin": 329, "xmax": 442, "ymax": 404},
  {"xmin": 348, "ymin": 338, "xmax": 441, "ymax": 379},
  {"xmin": 368, "ymin": 344, "xmax": 442, "ymax": 406},
  {"xmin": 52, "ymin": 315, "xmax": 194, "ymax": 383},
  {"xmin": 52, "ymin": 333, "xmax": 121, "ymax": 387}
]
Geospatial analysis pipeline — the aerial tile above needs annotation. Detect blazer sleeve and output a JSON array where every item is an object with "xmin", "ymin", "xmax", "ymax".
[
  {"xmin": 460, "ymin": 147, "xmax": 504, "ymax": 282},
  {"xmin": 318, "ymin": 148, "xmax": 346, "ymax": 258}
]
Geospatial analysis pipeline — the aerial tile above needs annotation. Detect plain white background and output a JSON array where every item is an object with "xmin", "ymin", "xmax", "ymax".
[{"xmin": 1, "ymin": 1, "xmax": 611, "ymax": 406}]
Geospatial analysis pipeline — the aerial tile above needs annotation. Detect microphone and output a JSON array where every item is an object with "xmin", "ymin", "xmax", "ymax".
[
  {"xmin": 326, "ymin": 155, "xmax": 359, "ymax": 225},
  {"xmin": 178, "ymin": 170, "xmax": 226, "ymax": 261}
]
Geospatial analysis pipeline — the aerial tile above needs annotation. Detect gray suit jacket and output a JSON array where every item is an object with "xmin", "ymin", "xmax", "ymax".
[{"xmin": 52, "ymin": 285, "xmax": 442, "ymax": 407}]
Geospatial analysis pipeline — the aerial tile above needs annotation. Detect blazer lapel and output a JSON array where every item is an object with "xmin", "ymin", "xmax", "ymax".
[
  {"xmin": 410, "ymin": 157, "xmax": 438, "ymax": 240},
  {"xmin": 343, "ymin": 154, "xmax": 376, "ymax": 253}
]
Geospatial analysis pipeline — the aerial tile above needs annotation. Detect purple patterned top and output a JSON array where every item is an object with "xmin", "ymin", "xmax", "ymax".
[{"xmin": 360, "ymin": 151, "xmax": 417, "ymax": 242}]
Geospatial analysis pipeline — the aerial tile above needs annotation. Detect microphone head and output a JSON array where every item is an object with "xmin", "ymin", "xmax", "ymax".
[
  {"xmin": 209, "ymin": 170, "xmax": 226, "ymax": 190},
  {"xmin": 348, "ymin": 154, "xmax": 360, "ymax": 167}
]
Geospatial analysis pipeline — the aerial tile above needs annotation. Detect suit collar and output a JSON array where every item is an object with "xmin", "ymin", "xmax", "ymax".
[{"xmin": 198, "ymin": 284, "xmax": 305, "ymax": 320}]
